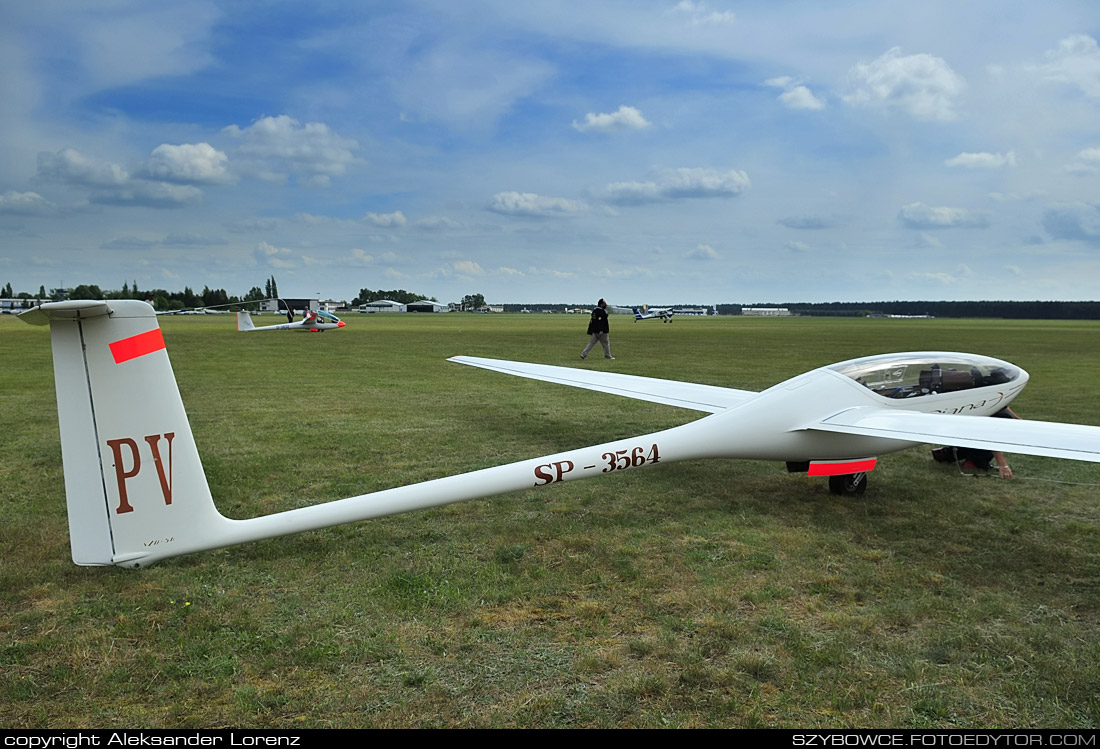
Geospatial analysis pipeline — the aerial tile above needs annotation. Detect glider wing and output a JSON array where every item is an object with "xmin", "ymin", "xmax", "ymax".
[
  {"xmin": 448, "ymin": 356, "xmax": 755, "ymax": 413},
  {"xmin": 810, "ymin": 407, "xmax": 1100, "ymax": 463}
]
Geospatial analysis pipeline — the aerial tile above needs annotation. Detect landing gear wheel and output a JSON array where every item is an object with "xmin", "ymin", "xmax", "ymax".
[{"xmin": 828, "ymin": 472, "xmax": 867, "ymax": 496}]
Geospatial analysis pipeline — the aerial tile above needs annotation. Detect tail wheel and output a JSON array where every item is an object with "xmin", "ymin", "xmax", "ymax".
[{"xmin": 828, "ymin": 472, "xmax": 867, "ymax": 496}]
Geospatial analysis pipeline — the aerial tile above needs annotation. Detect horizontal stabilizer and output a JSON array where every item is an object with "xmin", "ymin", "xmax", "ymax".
[
  {"xmin": 448, "ymin": 356, "xmax": 755, "ymax": 413},
  {"xmin": 18, "ymin": 299, "xmax": 111, "ymax": 325},
  {"xmin": 812, "ymin": 407, "xmax": 1100, "ymax": 463}
]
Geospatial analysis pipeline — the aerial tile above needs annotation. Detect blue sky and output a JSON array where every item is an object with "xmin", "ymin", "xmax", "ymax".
[{"xmin": 2, "ymin": 0, "xmax": 1099, "ymax": 304}]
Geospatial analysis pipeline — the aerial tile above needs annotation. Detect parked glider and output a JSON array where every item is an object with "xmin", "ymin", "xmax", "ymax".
[
  {"xmin": 20, "ymin": 299, "xmax": 1100, "ymax": 568},
  {"xmin": 237, "ymin": 308, "xmax": 345, "ymax": 332}
]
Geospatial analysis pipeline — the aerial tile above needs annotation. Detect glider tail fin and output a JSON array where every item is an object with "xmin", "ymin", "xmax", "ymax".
[
  {"xmin": 236, "ymin": 310, "xmax": 255, "ymax": 331},
  {"xmin": 21, "ymin": 300, "xmax": 224, "ymax": 567}
]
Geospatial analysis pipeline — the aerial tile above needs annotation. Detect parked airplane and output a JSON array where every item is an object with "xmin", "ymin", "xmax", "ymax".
[
  {"xmin": 237, "ymin": 308, "xmax": 345, "ymax": 332},
  {"xmin": 633, "ymin": 305, "xmax": 716, "ymax": 322},
  {"xmin": 633, "ymin": 306, "xmax": 674, "ymax": 322},
  {"xmin": 19, "ymin": 299, "xmax": 1100, "ymax": 567}
]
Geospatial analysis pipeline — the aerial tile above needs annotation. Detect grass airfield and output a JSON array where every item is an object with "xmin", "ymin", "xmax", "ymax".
[{"xmin": 2, "ymin": 310, "xmax": 1099, "ymax": 728}]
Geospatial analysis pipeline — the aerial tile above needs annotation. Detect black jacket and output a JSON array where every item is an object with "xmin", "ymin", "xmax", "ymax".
[{"xmin": 586, "ymin": 306, "xmax": 609, "ymax": 335}]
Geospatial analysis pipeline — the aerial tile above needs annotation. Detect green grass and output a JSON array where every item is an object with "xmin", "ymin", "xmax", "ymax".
[{"xmin": 1, "ymin": 312, "xmax": 1099, "ymax": 728}]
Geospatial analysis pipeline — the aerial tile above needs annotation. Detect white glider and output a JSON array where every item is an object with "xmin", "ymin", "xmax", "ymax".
[
  {"xmin": 20, "ymin": 299, "xmax": 1100, "ymax": 568},
  {"xmin": 237, "ymin": 308, "xmax": 345, "ymax": 332}
]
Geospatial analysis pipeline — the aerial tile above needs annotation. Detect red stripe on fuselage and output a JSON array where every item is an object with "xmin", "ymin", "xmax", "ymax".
[
  {"xmin": 807, "ymin": 458, "xmax": 877, "ymax": 476},
  {"xmin": 109, "ymin": 328, "xmax": 166, "ymax": 364}
]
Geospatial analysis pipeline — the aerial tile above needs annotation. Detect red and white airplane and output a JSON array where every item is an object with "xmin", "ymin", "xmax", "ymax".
[
  {"xmin": 20, "ymin": 299, "xmax": 1100, "ymax": 568},
  {"xmin": 236, "ymin": 308, "xmax": 345, "ymax": 332}
]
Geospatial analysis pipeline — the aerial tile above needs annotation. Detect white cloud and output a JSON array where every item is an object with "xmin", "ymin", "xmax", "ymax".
[
  {"xmin": 101, "ymin": 236, "xmax": 158, "ymax": 250},
  {"xmin": 658, "ymin": 167, "xmax": 750, "ymax": 198},
  {"xmin": 604, "ymin": 167, "xmax": 750, "ymax": 204},
  {"xmin": 667, "ymin": 1, "xmax": 735, "ymax": 26},
  {"xmin": 594, "ymin": 266, "xmax": 656, "ymax": 280},
  {"xmin": 908, "ymin": 268, "xmax": 972, "ymax": 286},
  {"xmin": 453, "ymin": 260, "xmax": 485, "ymax": 276},
  {"xmin": 779, "ymin": 85, "xmax": 826, "ymax": 111},
  {"xmin": 785, "ymin": 241, "xmax": 810, "ymax": 253},
  {"xmin": 945, "ymin": 151, "xmax": 1016, "ymax": 169},
  {"xmin": 845, "ymin": 47, "xmax": 966, "ymax": 121},
  {"xmin": 689, "ymin": 243, "xmax": 719, "ymax": 260},
  {"xmin": 142, "ymin": 143, "xmax": 232, "ymax": 184},
  {"xmin": 291, "ymin": 213, "xmax": 337, "ymax": 225},
  {"xmin": 778, "ymin": 215, "xmax": 835, "ymax": 230},
  {"xmin": 765, "ymin": 77, "xmax": 825, "ymax": 110},
  {"xmin": 487, "ymin": 191, "xmax": 588, "ymax": 217},
  {"xmin": 35, "ymin": 147, "xmax": 207, "ymax": 207},
  {"xmin": 223, "ymin": 115, "xmax": 360, "ymax": 184},
  {"xmin": 363, "ymin": 210, "xmax": 407, "ymax": 228},
  {"xmin": 573, "ymin": 105, "xmax": 651, "ymax": 133},
  {"xmin": 1036, "ymin": 35, "xmax": 1100, "ymax": 100},
  {"xmin": 603, "ymin": 181, "xmax": 661, "ymax": 204},
  {"xmin": 0, "ymin": 191, "xmax": 53, "ymax": 215},
  {"xmin": 1065, "ymin": 147, "xmax": 1100, "ymax": 175},
  {"xmin": 912, "ymin": 233, "xmax": 943, "ymax": 248},
  {"xmin": 253, "ymin": 241, "xmax": 296, "ymax": 268},
  {"xmin": 526, "ymin": 267, "xmax": 576, "ymax": 281},
  {"xmin": 898, "ymin": 202, "xmax": 989, "ymax": 229},
  {"xmin": 37, "ymin": 148, "xmax": 128, "ymax": 186}
]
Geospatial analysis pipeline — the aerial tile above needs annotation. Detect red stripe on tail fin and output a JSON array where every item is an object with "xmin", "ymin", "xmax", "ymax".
[{"xmin": 109, "ymin": 329, "xmax": 166, "ymax": 364}]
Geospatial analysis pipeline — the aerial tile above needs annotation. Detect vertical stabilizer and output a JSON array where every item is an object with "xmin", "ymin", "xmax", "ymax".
[
  {"xmin": 21, "ymin": 300, "xmax": 226, "ymax": 567},
  {"xmin": 236, "ymin": 310, "xmax": 255, "ymax": 331}
]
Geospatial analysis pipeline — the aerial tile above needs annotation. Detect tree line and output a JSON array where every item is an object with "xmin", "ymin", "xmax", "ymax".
[
  {"xmin": 722, "ymin": 300, "xmax": 1100, "ymax": 319},
  {"xmin": 352, "ymin": 288, "xmax": 437, "ymax": 305},
  {"xmin": 1, "ymin": 276, "xmax": 282, "ymax": 312},
  {"xmin": 4, "ymin": 280, "xmax": 1099, "ymax": 319}
]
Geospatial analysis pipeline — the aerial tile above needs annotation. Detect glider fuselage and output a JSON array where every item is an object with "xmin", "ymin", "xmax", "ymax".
[{"xmin": 699, "ymin": 361, "xmax": 1028, "ymax": 463}]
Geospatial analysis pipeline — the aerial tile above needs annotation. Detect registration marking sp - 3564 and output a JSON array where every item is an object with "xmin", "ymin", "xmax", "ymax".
[{"xmin": 533, "ymin": 442, "xmax": 661, "ymax": 486}]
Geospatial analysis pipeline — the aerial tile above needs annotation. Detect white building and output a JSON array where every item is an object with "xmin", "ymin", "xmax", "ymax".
[
  {"xmin": 407, "ymin": 300, "xmax": 449, "ymax": 313},
  {"xmin": 741, "ymin": 307, "xmax": 791, "ymax": 317},
  {"xmin": 359, "ymin": 300, "xmax": 406, "ymax": 313}
]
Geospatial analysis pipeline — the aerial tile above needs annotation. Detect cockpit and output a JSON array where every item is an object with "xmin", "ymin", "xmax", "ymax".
[
  {"xmin": 314, "ymin": 310, "xmax": 342, "ymax": 323},
  {"xmin": 828, "ymin": 353, "xmax": 1021, "ymax": 400}
]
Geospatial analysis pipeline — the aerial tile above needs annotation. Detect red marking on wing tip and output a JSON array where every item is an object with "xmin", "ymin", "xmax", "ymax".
[
  {"xmin": 109, "ymin": 328, "xmax": 166, "ymax": 364},
  {"xmin": 807, "ymin": 458, "xmax": 877, "ymax": 477}
]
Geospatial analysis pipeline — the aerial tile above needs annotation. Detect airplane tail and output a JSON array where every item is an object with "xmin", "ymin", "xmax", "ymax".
[
  {"xmin": 632, "ymin": 307, "xmax": 643, "ymax": 320},
  {"xmin": 20, "ymin": 301, "xmax": 730, "ymax": 568},
  {"xmin": 236, "ymin": 310, "xmax": 255, "ymax": 331},
  {"xmin": 20, "ymin": 300, "xmax": 227, "ymax": 567}
]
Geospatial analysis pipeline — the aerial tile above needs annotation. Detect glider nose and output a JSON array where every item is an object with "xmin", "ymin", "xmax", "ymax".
[{"xmin": 337, "ymin": 320, "xmax": 346, "ymax": 328}]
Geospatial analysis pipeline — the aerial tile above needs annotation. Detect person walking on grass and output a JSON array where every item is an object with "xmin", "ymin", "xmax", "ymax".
[{"xmin": 581, "ymin": 298, "xmax": 615, "ymax": 360}]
